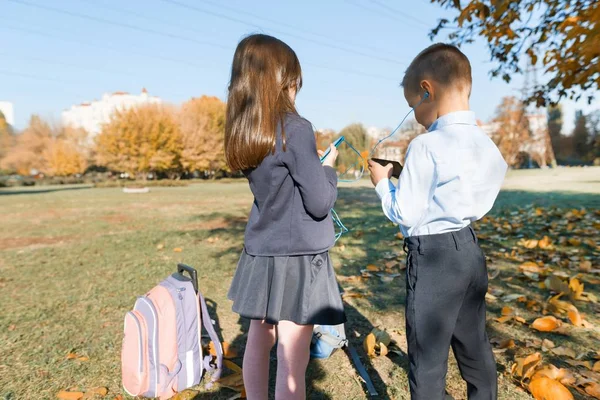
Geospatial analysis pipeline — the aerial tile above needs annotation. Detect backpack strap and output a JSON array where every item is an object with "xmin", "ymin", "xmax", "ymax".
[
  {"xmin": 313, "ymin": 325, "xmax": 348, "ymax": 349},
  {"xmin": 198, "ymin": 291, "xmax": 223, "ymax": 383}
]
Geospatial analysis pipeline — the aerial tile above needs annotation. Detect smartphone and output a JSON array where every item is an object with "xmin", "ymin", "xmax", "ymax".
[
  {"xmin": 370, "ymin": 158, "xmax": 403, "ymax": 178},
  {"xmin": 319, "ymin": 136, "xmax": 345, "ymax": 163}
]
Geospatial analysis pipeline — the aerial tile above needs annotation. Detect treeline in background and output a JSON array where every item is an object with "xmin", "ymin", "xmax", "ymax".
[{"xmin": 0, "ymin": 95, "xmax": 599, "ymax": 187}]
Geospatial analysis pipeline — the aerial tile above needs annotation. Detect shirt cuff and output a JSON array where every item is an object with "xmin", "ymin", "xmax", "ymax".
[{"xmin": 375, "ymin": 178, "xmax": 394, "ymax": 199}]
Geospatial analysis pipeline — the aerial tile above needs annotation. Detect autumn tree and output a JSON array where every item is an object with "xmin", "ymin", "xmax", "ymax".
[
  {"xmin": 0, "ymin": 115, "xmax": 52, "ymax": 175},
  {"xmin": 492, "ymin": 97, "xmax": 531, "ymax": 167},
  {"xmin": 178, "ymin": 96, "xmax": 226, "ymax": 174},
  {"xmin": 44, "ymin": 126, "xmax": 89, "ymax": 176},
  {"xmin": 95, "ymin": 104, "xmax": 182, "ymax": 178},
  {"xmin": 0, "ymin": 111, "xmax": 14, "ymax": 163},
  {"xmin": 315, "ymin": 129, "xmax": 337, "ymax": 151},
  {"xmin": 336, "ymin": 123, "xmax": 371, "ymax": 173},
  {"xmin": 431, "ymin": 0, "xmax": 599, "ymax": 106}
]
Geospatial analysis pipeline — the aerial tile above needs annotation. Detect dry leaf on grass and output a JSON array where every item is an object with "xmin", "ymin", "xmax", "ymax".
[
  {"xmin": 520, "ymin": 261, "xmax": 544, "ymax": 274},
  {"xmin": 520, "ymin": 239, "xmax": 539, "ymax": 249},
  {"xmin": 366, "ymin": 264, "xmax": 380, "ymax": 272},
  {"xmin": 564, "ymin": 359, "xmax": 593, "ymax": 369},
  {"xmin": 567, "ymin": 309, "xmax": 583, "ymax": 326},
  {"xmin": 218, "ymin": 371, "xmax": 245, "ymax": 393},
  {"xmin": 82, "ymin": 387, "xmax": 109, "ymax": 399},
  {"xmin": 173, "ymin": 247, "xmax": 183, "ymax": 252},
  {"xmin": 224, "ymin": 360, "xmax": 242, "ymax": 373},
  {"xmin": 550, "ymin": 346, "xmax": 577, "ymax": 359},
  {"xmin": 57, "ymin": 391, "xmax": 84, "ymax": 400},
  {"xmin": 580, "ymin": 260, "xmax": 592, "ymax": 272},
  {"xmin": 585, "ymin": 382, "xmax": 600, "ymax": 399},
  {"xmin": 501, "ymin": 306, "xmax": 515, "ymax": 316},
  {"xmin": 171, "ymin": 389, "xmax": 200, "ymax": 400},
  {"xmin": 342, "ymin": 291, "xmax": 364, "ymax": 299},
  {"xmin": 512, "ymin": 352, "xmax": 542, "ymax": 381},
  {"xmin": 363, "ymin": 328, "xmax": 391, "ymax": 357},
  {"xmin": 490, "ymin": 338, "xmax": 515, "ymax": 350},
  {"xmin": 538, "ymin": 236, "xmax": 553, "ymax": 249},
  {"xmin": 568, "ymin": 278, "xmax": 584, "ymax": 301},
  {"xmin": 529, "ymin": 376, "xmax": 574, "ymax": 400},
  {"xmin": 541, "ymin": 339, "xmax": 555, "ymax": 351},
  {"xmin": 532, "ymin": 364, "xmax": 576, "ymax": 386},
  {"xmin": 363, "ymin": 331, "xmax": 376, "ymax": 357},
  {"xmin": 208, "ymin": 341, "xmax": 238, "ymax": 359},
  {"xmin": 531, "ymin": 316, "xmax": 562, "ymax": 332}
]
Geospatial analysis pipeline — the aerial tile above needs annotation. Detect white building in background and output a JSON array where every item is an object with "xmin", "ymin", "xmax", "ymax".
[
  {"xmin": 61, "ymin": 88, "xmax": 161, "ymax": 139},
  {"xmin": 0, "ymin": 102, "xmax": 15, "ymax": 126}
]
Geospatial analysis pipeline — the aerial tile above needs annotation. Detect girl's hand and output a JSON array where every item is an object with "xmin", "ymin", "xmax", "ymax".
[{"xmin": 317, "ymin": 144, "xmax": 338, "ymax": 168}]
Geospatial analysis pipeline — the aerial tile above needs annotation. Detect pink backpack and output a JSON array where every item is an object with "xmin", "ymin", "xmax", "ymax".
[{"xmin": 121, "ymin": 264, "xmax": 223, "ymax": 399}]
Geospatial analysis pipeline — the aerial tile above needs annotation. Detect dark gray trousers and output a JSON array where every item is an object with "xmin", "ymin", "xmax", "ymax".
[{"xmin": 404, "ymin": 226, "xmax": 497, "ymax": 400}]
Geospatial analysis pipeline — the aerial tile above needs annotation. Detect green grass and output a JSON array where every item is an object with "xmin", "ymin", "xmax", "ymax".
[{"xmin": 1, "ymin": 168, "xmax": 599, "ymax": 400}]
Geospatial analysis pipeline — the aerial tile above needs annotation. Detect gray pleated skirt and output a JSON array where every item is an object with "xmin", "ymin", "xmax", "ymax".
[{"xmin": 228, "ymin": 249, "xmax": 346, "ymax": 325}]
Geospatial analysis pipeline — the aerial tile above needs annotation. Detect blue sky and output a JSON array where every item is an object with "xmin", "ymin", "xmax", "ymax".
[{"xmin": 1, "ymin": 0, "xmax": 596, "ymax": 133}]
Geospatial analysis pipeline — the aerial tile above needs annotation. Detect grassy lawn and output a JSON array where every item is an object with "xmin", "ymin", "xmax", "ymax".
[{"xmin": 1, "ymin": 167, "xmax": 599, "ymax": 400}]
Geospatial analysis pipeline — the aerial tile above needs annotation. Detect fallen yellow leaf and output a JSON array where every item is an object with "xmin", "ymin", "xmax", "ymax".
[
  {"xmin": 173, "ymin": 247, "xmax": 183, "ymax": 252},
  {"xmin": 501, "ymin": 306, "xmax": 515, "ymax": 316},
  {"xmin": 366, "ymin": 264, "xmax": 380, "ymax": 272},
  {"xmin": 567, "ymin": 309, "xmax": 583, "ymax": 326},
  {"xmin": 379, "ymin": 342, "xmax": 389, "ymax": 357},
  {"xmin": 532, "ymin": 364, "xmax": 576, "ymax": 386},
  {"xmin": 57, "ymin": 391, "xmax": 84, "ymax": 400},
  {"xmin": 364, "ymin": 332, "xmax": 376, "ymax": 357},
  {"xmin": 208, "ymin": 342, "xmax": 238, "ymax": 359},
  {"xmin": 521, "ymin": 239, "xmax": 539, "ymax": 249},
  {"xmin": 568, "ymin": 278, "xmax": 584, "ymax": 301},
  {"xmin": 529, "ymin": 376, "xmax": 574, "ymax": 400},
  {"xmin": 495, "ymin": 315, "xmax": 513, "ymax": 324},
  {"xmin": 224, "ymin": 360, "xmax": 242, "ymax": 373},
  {"xmin": 531, "ymin": 316, "xmax": 562, "ymax": 332},
  {"xmin": 538, "ymin": 236, "xmax": 553, "ymax": 249},
  {"xmin": 585, "ymin": 382, "xmax": 600, "ymax": 399},
  {"xmin": 512, "ymin": 352, "xmax": 542, "ymax": 380}
]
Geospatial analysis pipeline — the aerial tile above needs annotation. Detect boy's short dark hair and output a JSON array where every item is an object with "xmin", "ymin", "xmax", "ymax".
[{"xmin": 402, "ymin": 43, "xmax": 472, "ymax": 96}]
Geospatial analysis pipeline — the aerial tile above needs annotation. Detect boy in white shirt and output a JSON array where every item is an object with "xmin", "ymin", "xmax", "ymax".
[{"xmin": 368, "ymin": 43, "xmax": 507, "ymax": 400}]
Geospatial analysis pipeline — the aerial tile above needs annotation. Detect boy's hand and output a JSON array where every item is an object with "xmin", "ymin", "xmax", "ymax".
[{"xmin": 368, "ymin": 160, "xmax": 393, "ymax": 187}]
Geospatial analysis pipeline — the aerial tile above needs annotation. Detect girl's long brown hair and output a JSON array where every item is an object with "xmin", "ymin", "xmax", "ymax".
[{"xmin": 225, "ymin": 34, "xmax": 302, "ymax": 171}]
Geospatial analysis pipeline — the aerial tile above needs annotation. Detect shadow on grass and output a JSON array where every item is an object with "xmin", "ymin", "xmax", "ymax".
[
  {"xmin": 0, "ymin": 184, "xmax": 94, "ymax": 196},
  {"xmin": 178, "ymin": 185, "xmax": 598, "ymax": 398}
]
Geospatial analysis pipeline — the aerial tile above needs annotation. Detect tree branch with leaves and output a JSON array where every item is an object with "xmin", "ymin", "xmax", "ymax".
[{"xmin": 430, "ymin": 0, "xmax": 599, "ymax": 106}]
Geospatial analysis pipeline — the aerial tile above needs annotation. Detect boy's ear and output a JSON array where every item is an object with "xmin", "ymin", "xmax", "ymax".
[{"xmin": 420, "ymin": 80, "xmax": 434, "ymax": 101}]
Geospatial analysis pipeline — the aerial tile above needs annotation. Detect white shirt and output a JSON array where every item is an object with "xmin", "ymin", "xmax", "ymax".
[{"xmin": 375, "ymin": 111, "xmax": 508, "ymax": 237}]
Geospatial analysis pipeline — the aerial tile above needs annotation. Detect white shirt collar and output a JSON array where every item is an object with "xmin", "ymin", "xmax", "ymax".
[{"xmin": 428, "ymin": 111, "xmax": 477, "ymax": 132}]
